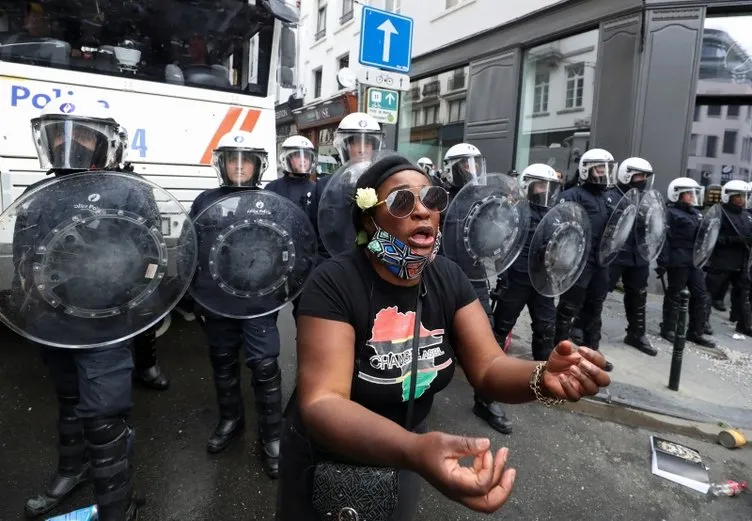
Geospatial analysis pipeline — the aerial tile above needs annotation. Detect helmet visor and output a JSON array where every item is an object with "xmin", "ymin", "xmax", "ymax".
[
  {"xmin": 526, "ymin": 179, "xmax": 561, "ymax": 207},
  {"xmin": 213, "ymin": 149, "xmax": 268, "ymax": 187},
  {"xmin": 678, "ymin": 187, "xmax": 704, "ymax": 207},
  {"xmin": 334, "ymin": 132, "xmax": 384, "ymax": 164},
  {"xmin": 445, "ymin": 156, "xmax": 487, "ymax": 187},
  {"xmin": 726, "ymin": 189, "xmax": 749, "ymax": 207},
  {"xmin": 31, "ymin": 116, "xmax": 123, "ymax": 170},
  {"xmin": 281, "ymin": 148, "xmax": 317, "ymax": 176},
  {"xmin": 583, "ymin": 160, "xmax": 617, "ymax": 186}
]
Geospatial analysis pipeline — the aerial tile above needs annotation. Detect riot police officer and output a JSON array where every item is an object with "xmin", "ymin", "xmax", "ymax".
[
  {"xmin": 555, "ymin": 148, "xmax": 617, "ymax": 371},
  {"xmin": 607, "ymin": 157, "xmax": 658, "ymax": 356},
  {"xmin": 657, "ymin": 178, "xmax": 716, "ymax": 348},
  {"xmin": 705, "ymin": 180, "xmax": 752, "ymax": 335},
  {"xmin": 191, "ymin": 131, "xmax": 283, "ymax": 478},
  {"xmin": 313, "ymin": 113, "xmax": 384, "ymax": 259},
  {"xmin": 19, "ymin": 98, "xmax": 142, "ymax": 520},
  {"xmin": 417, "ymin": 156, "xmax": 433, "ymax": 175},
  {"xmin": 493, "ymin": 164, "xmax": 560, "ymax": 362},
  {"xmin": 437, "ymin": 143, "xmax": 512, "ymax": 433}
]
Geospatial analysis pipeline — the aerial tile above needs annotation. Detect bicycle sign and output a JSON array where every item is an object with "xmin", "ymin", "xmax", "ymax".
[{"xmin": 357, "ymin": 66, "xmax": 410, "ymax": 92}]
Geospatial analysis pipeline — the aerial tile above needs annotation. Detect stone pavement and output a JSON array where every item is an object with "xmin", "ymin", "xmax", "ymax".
[{"xmin": 506, "ymin": 289, "xmax": 752, "ymax": 433}]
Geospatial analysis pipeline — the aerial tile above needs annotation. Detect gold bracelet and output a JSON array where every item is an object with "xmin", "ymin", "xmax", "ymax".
[{"xmin": 529, "ymin": 362, "xmax": 565, "ymax": 407}]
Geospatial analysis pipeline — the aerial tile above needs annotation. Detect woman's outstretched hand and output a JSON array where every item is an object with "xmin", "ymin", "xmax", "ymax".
[
  {"xmin": 410, "ymin": 432, "xmax": 516, "ymax": 513},
  {"xmin": 542, "ymin": 341, "xmax": 611, "ymax": 401}
]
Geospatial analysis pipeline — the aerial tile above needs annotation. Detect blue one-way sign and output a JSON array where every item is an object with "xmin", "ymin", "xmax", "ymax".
[{"xmin": 359, "ymin": 6, "xmax": 413, "ymax": 73}]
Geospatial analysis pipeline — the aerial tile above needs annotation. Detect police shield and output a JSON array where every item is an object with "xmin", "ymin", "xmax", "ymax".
[
  {"xmin": 694, "ymin": 204, "xmax": 722, "ymax": 268},
  {"xmin": 443, "ymin": 173, "xmax": 529, "ymax": 282},
  {"xmin": 635, "ymin": 189, "xmax": 668, "ymax": 263},
  {"xmin": 189, "ymin": 190, "xmax": 317, "ymax": 319},
  {"xmin": 0, "ymin": 171, "xmax": 197, "ymax": 348},
  {"xmin": 598, "ymin": 188, "xmax": 640, "ymax": 267},
  {"xmin": 528, "ymin": 202, "xmax": 591, "ymax": 297},
  {"xmin": 318, "ymin": 161, "xmax": 372, "ymax": 255}
]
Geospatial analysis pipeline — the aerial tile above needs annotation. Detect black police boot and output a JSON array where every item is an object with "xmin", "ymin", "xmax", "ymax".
[
  {"xmin": 473, "ymin": 393, "xmax": 512, "ymax": 435},
  {"xmin": 624, "ymin": 289, "xmax": 657, "ymax": 356},
  {"xmin": 660, "ymin": 296, "xmax": 678, "ymax": 343},
  {"xmin": 25, "ymin": 397, "xmax": 90, "ymax": 518},
  {"xmin": 687, "ymin": 329, "xmax": 717, "ymax": 348},
  {"xmin": 132, "ymin": 326, "xmax": 169, "ymax": 391},
  {"xmin": 712, "ymin": 299, "xmax": 727, "ymax": 312},
  {"xmin": 207, "ymin": 349, "xmax": 245, "ymax": 454},
  {"xmin": 86, "ymin": 420, "xmax": 140, "ymax": 521},
  {"xmin": 531, "ymin": 331, "xmax": 555, "ymax": 362},
  {"xmin": 250, "ymin": 358, "xmax": 282, "ymax": 479}
]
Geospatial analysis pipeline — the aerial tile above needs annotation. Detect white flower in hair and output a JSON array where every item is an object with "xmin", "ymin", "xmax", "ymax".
[{"xmin": 355, "ymin": 187, "xmax": 379, "ymax": 210}]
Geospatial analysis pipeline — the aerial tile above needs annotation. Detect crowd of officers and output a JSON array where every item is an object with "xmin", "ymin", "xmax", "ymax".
[{"xmin": 9, "ymin": 97, "xmax": 752, "ymax": 521}]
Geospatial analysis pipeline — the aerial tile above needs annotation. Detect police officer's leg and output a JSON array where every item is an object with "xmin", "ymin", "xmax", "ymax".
[
  {"xmin": 243, "ymin": 313, "xmax": 283, "ymax": 479},
  {"xmin": 622, "ymin": 266, "xmax": 656, "ymax": 356},
  {"xmin": 555, "ymin": 264, "xmax": 594, "ymax": 345},
  {"xmin": 608, "ymin": 263, "xmax": 625, "ymax": 292},
  {"xmin": 704, "ymin": 269, "xmax": 729, "ymax": 336},
  {"xmin": 529, "ymin": 290, "xmax": 556, "ymax": 362},
  {"xmin": 132, "ymin": 324, "xmax": 169, "ymax": 391},
  {"xmin": 201, "ymin": 315, "xmax": 245, "ymax": 453},
  {"xmin": 76, "ymin": 346, "xmax": 138, "ymax": 521},
  {"xmin": 731, "ymin": 270, "xmax": 752, "ymax": 335},
  {"xmin": 712, "ymin": 274, "xmax": 731, "ymax": 311},
  {"xmin": 25, "ymin": 348, "xmax": 90, "ymax": 518},
  {"xmin": 661, "ymin": 268, "xmax": 690, "ymax": 342},
  {"xmin": 581, "ymin": 265, "xmax": 614, "ymax": 370},
  {"xmin": 686, "ymin": 267, "xmax": 716, "ymax": 348}
]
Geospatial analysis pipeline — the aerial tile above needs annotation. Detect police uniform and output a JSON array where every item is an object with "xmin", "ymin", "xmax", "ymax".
[
  {"xmin": 657, "ymin": 201, "xmax": 716, "ymax": 347},
  {"xmin": 705, "ymin": 201, "xmax": 752, "ymax": 335}
]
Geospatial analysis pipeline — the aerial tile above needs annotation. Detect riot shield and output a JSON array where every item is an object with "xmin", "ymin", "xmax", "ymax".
[
  {"xmin": 635, "ymin": 189, "xmax": 668, "ymax": 263},
  {"xmin": 442, "ymin": 173, "xmax": 529, "ymax": 282},
  {"xmin": 318, "ymin": 161, "xmax": 372, "ymax": 255},
  {"xmin": 0, "ymin": 171, "xmax": 197, "ymax": 348},
  {"xmin": 598, "ymin": 188, "xmax": 640, "ymax": 267},
  {"xmin": 694, "ymin": 204, "xmax": 722, "ymax": 269},
  {"xmin": 528, "ymin": 202, "xmax": 591, "ymax": 297},
  {"xmin": 189, "ymin": 190, "xmax": 317, "ymax": 319}
]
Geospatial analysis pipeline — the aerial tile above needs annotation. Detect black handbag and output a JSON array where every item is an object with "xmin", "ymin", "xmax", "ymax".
[{"xmin": 311, "ymin": 283, "xmax": 424, "ymax": 521}]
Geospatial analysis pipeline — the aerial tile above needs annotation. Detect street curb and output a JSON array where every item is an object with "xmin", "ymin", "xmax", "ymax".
[{"xmin": 564, "ymin": 397, "xmax": 744, "ymax": 445}]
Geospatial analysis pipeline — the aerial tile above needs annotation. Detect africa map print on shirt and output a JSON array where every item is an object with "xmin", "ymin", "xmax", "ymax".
[{"xmin": 358, "ymin": 306, "xmax": 453, "ymax": 401}]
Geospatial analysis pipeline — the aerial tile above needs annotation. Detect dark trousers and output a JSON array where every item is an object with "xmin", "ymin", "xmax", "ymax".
[
  {"xmin": 556, "ymin": 262, "xmax": 610, "ymax": 348},
  {"xmin": 493, "ymin": 269, "xmax": 555, "ymax": 360},
  {"xmin": 608, "ymin": 264, "xmax": 649, "ymax": 294},
  {"xmin": 706, "ymin": 268, "xmax": 751, "ymax": 328},
  {"xmin": 198, "ymin": 313, "xmax": 281, "ymax": 363},
  {"xmin": 663, "ymin": 267, "xmax": 709, "ymax": 334}
]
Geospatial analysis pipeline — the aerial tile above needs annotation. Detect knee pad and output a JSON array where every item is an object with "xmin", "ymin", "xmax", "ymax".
[
  {"xmin": 250, "ymin": 357, "xmax": 281, "ymax": 383},
  {"xmin": 83, "ymin": 417, "xmax": 128, "ymax": 446}
]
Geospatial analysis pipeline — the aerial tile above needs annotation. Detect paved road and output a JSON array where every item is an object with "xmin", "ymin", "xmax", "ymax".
[{"xmin": 1, "ymin": 311, "xmax": 750, "ymax": 521}]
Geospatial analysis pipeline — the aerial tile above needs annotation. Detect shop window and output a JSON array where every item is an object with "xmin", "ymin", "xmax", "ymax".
[
  {"xmin": 723, "ymin": 130, "xmax": 738, "ymax": 154},
  {"xmin": 449, "ymin": 99, "xmax": 466, "ymax": 122},
  {"xmin": 396, "ymin": 65, "xmax": 470, "ymax": 166},
  {"xmin": 687, "ymin": 14, "xmax": 752, "ymax": 188},
  {"xmin": 515, "ymin": 29, "xmax": 599, "ymax": 174},
  {"xmin": 313, "ymin": 68, "xmax": 323, "ymax": 98}
]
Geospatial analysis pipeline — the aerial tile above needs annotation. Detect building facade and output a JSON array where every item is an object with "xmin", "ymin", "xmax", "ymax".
[{"xmin": 396, "ymin": 0, "xmax": 752, "ymax": 200}]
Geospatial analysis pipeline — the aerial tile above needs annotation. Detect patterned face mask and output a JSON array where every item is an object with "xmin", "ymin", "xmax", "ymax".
[{"xmin": 366, "ymin": 224, "xmax": 442, "ymax": 280}]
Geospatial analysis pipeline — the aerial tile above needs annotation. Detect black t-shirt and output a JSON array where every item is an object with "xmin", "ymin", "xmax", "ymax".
[{"xmin": 296, "ymin": 248, "xmax": 479, "ymax": 428}]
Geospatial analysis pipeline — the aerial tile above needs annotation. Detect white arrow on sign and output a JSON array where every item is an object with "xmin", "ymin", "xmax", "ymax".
[
  {"xmin": 385, "ymin": 92, "xmax": 396, "ymax": 104},
  {"xmin": 377, "ymin": 19, "xmax": 398, "ymax": 63}
]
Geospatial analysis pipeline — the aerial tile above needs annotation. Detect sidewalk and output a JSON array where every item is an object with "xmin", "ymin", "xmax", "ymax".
[{"xmin": 506, "ymin": 289, "xmax": 752, "ymax": 432}]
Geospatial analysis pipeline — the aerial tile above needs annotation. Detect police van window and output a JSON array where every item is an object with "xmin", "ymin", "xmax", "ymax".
[{"xmin": 0, "ymin": 1, "xmax": 274, "ymax": 97}]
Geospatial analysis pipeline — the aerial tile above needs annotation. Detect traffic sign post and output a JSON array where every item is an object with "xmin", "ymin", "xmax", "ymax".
[
  {"xmin": 359, "ymin": 6, "xmax": 414, "ymax": 73},
  {"xmin": 366, "ymin": 87, "xmax": 399, "ymax": 124}
]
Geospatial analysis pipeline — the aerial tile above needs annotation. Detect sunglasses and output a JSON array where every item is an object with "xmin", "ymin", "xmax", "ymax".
[{"xmin": 375, "ymin": 185, "xmax": 449, "ymax": 218}]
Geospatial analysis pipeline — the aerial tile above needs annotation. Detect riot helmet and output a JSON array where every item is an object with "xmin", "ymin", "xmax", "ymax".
[
  {"xmin": 31, "ymin": 97, "xmax": 128, "ymax": 173},
  {"xmin": 280, "ymin": 135, "xmax": 317, "ymax": 177},
  {"xmin": 441, "ymin": 143, "xmax": 486, "ymax": 188},
  {"xmin": 417, "ymin": 157, "xmax": 433, "ymax": 174},
  {"xmin": 212, "ymin": 130, "xmax": 268, "ymax": 188},
  {"xmin": 519, "ymin": 163, "xmax": 562, "ymax": 208},
  {"xmin": 578, "ymin": 148, "xmax": 616, "ymax": 186},
  {"xmin": 617, "ymin": 157, "xmax": 654, "ymax": 192},
  {"xmin": 333, "ymin": 113, "xmax": 384, "ymax": 164},
  {"xmin": 667, "ymin": 177, "xmax": 704, "ymax": 207},
  {"xmin": 721, "ymin": 179, "xmax": 750, "ymax": 208}
]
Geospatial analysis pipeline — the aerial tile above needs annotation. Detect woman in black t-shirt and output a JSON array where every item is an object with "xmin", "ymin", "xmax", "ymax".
[{"xmin": 276, "ymin": 154, "xmax": 611, "ymax": 520}]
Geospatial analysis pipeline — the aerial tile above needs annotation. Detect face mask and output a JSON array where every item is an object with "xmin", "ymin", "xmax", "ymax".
[
  {"xmin": 631, "ymin": 180, "xmax": 648, "ymax": 192},
  {"xmin": 52, "ymin": 141, "xmax": 99, "ymax": 170},
  {"xmin": 366, "ymin": 224, "xmax": 442, "ymax": 280}
]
